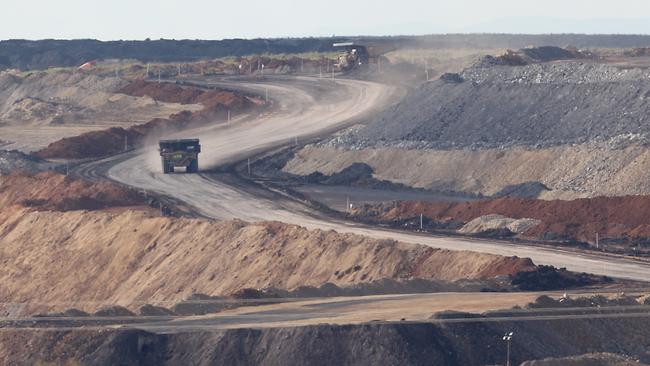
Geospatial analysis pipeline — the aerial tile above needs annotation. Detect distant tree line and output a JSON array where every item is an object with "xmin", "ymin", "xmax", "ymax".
[{"xmin": 2, "ymin": 34, "xmax": 650, "ymax": 71}]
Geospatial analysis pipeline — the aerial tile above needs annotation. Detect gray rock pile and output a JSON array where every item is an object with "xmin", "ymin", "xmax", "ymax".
[{"xmin": 327, "ymin": 58, "xmax": 650, "ymax": 151}]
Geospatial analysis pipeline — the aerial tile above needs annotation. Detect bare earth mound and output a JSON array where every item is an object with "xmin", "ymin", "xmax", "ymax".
[
  {"xmin": 352, "ymin": 196, "xmax": 650, "ymax": 246},
  {"xmin": 0, "ymin": 208, "xmax": 534, "ymax": 312},
  {"xmin": 0, "ymin": 70, "xmax": 195, "ymax": 152},
  {"xmin": 34, "ymin": 81, "xmax": 258, "ymax": 159},
  {"xmin": 0, "ymin": 171, "xmax": 143, "ymax": 211}
]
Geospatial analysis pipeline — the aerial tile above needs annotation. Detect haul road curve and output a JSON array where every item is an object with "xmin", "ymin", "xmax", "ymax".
[{"xmin": 103, "ymin": 75, "xmax": 650, "ymax": 282}]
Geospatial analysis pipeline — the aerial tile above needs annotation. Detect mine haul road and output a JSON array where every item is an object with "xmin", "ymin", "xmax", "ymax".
[{"xmin": 101, "ymin": 75, "xmax": 650, "ymax": 282}]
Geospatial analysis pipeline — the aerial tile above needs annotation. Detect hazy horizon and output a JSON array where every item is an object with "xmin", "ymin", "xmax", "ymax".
[{"xmin": 3, "ymin": 0, "xmax": 650, "ymax": 41}]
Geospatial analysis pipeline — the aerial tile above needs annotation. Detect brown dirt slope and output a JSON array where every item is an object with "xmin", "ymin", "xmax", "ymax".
[
  {"xmin": 119, "ymin": 80, "xmax": 251, "ymax": 113},
  {"xmin": 34, "ymin": 81, "xmax": 257, "ymax": 159},
  {"xmin": 354, "ymin": 196, "xmax": 650, "ymax": 243},
  {"xmin": 0, "ymin": 171, "xmax": 143, "ymax": 211},
  {"xmin": 0, "ymin": 208, "xmax": 534, "ymax": 311}
]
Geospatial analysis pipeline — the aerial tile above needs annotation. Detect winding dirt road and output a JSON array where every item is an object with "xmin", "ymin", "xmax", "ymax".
[{"xmin": 106, "ymin": 76, "xmax": 650, "ymax": 281}]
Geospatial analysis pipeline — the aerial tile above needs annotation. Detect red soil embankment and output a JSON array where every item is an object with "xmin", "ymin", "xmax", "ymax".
[
  {"xmin": 0, "ymin": 171, "xmax": 143, "ymax": 211},
  {"xmin": 119, "ymin": 80, "xmax": 251, "ymax": 112},
  {"xmin": 34, "ymin": 81, "xmax": 258, "ymax": 159},
  {"xmin": 357, "ymin": 196, "xmax": 650, "ymax": 243}
]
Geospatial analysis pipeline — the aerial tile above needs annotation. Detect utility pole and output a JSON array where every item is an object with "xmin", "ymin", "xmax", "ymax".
[
  {"xmin": 420, "ymin": 213, "xmax": 423, "ymax": 230},
  {"xmin": 596, "ymin": 232, "xmax": 599, "ymax": 249},
  {"xmin": 503, "ymin": 332, "xmax": 514, "ymax": 366}
]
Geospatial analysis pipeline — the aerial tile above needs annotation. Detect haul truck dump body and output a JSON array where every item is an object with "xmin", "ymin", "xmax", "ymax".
[{"xmin": 159, "ymin": 139, "xmax": 201, "ymax": 174}]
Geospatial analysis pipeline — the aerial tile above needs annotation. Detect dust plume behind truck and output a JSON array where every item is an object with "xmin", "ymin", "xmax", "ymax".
[{"xmin": 159, "ymin": 139, "xmax": 201, "ymax": 174}]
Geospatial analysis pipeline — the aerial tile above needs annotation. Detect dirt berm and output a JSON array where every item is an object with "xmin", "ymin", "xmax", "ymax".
[
  {"xmin": 0, "ymin": 70, "xmax": 191, "ymax": 128},
  {"xmin": 0, "ymin": 206, "xmax": 534, "ymax": 312},
  {"xmin": 34, "ymin": 80, "xmax": 258, "ymax": 159},
  {"xmin": 1, "ymin": 315, "xmax": 649, "ymax": 365},
  {"xmin": 0, "ymin": 171, "xmax": 144, "ymax": 211},
  {"xmin": 351, "ymin": 197, "xmax": 650, "ymax": 245}
]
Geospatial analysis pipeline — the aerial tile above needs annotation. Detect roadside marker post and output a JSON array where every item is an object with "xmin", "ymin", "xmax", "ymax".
[{"xmin": 503, "ymin": 332, "xmax": 514, "ymax": 366}]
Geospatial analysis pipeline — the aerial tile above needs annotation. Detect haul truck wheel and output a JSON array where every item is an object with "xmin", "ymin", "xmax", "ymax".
[
  {"xmin": 187, "ymin": 158, "xmax": 199, "ymax": 173},
  {"xmin": 162, "ymin": 159, "xmax": 174, "ymax": 174}
]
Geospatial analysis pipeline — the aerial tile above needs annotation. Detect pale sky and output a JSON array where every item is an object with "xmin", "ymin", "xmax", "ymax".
[{"xmin": 2, "ymin": 0, "xmax": 650, "ymax": 40}]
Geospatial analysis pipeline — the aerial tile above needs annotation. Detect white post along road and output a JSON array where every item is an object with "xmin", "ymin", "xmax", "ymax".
[{"xmin": 107, "ymin": 76, "xmax": 650, "ymax": 282}]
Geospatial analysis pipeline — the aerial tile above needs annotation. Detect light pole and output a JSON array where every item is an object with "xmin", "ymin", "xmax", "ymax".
[{"xmin": 503, "ymin": 332, "xmax": 514, "ymax": 366}]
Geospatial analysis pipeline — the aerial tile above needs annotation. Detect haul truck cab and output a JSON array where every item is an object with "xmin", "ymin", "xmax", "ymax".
[{"xmin": 159, "ymin": 139, "xmax": 201, "ymax": 174}]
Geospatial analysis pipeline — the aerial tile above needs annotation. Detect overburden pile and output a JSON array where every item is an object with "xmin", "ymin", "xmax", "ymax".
[
  {"xmin": 335, "ymin": 52, "xmax": 650, "ymax": 150},
  {"xmin": 352, "ymin": 196, "xmax": 650, "ymax": 246},
  {"xmin": 34, "ymin": 81, "xmax": 257, "ymax": 159}
]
